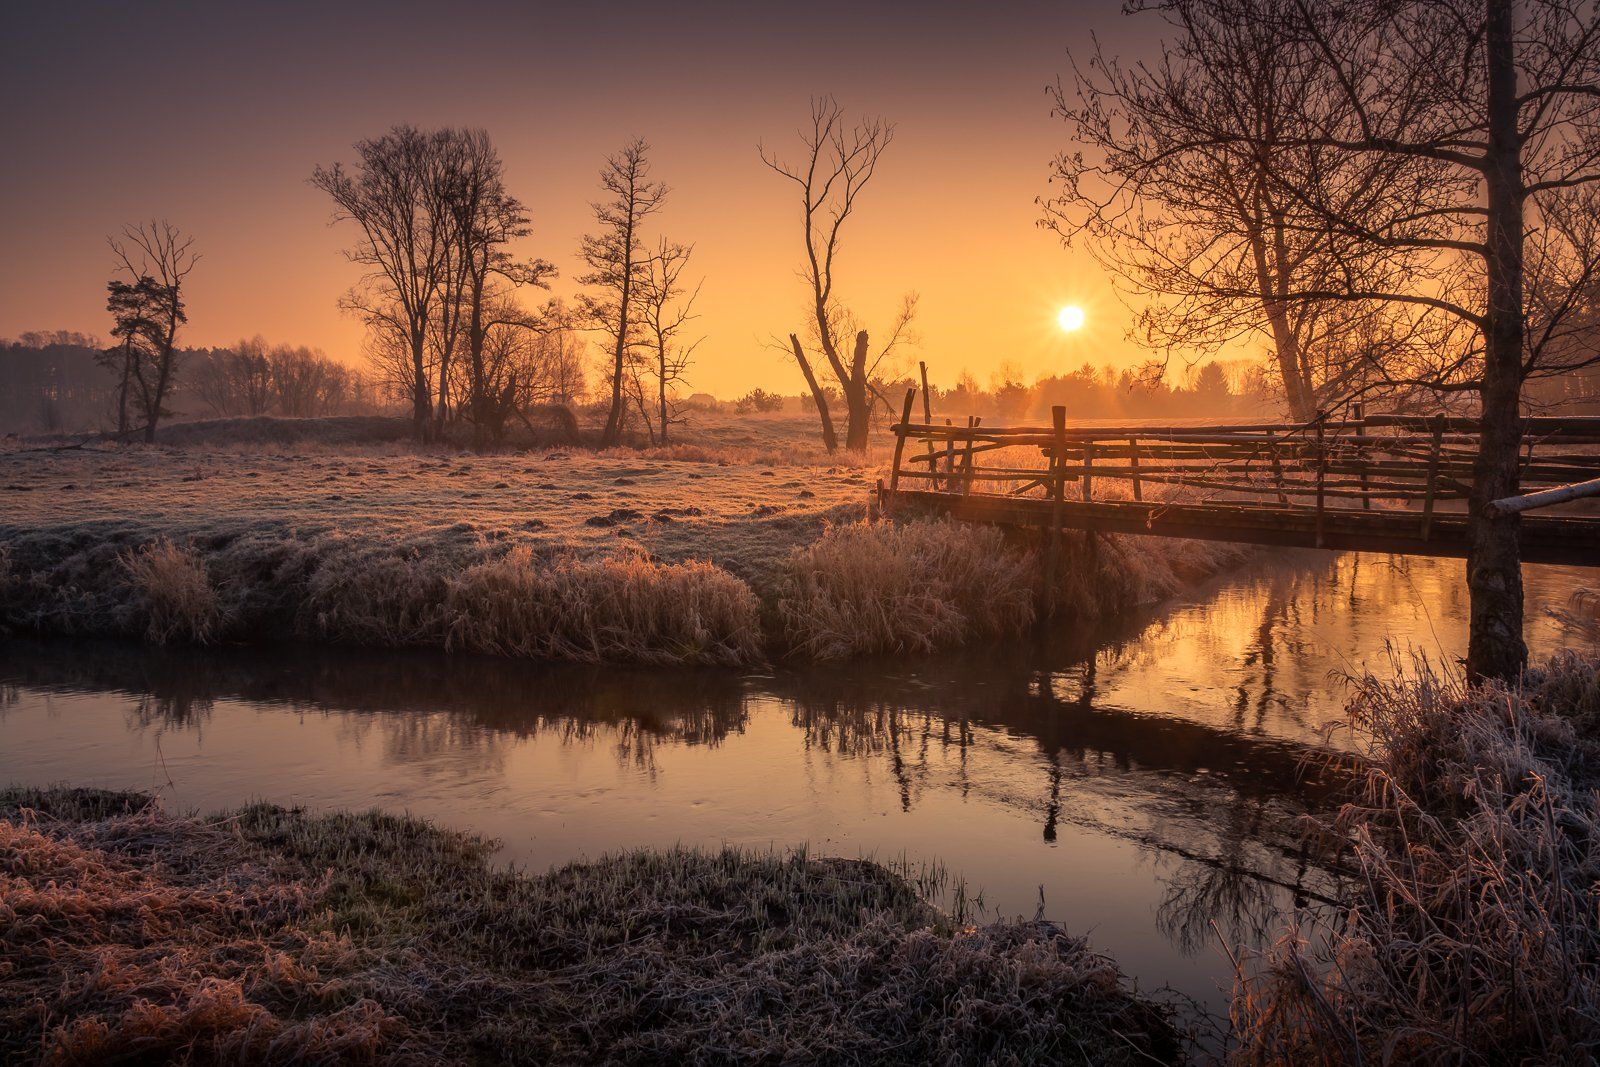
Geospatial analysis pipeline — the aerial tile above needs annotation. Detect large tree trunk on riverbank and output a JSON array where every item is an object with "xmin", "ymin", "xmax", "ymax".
[{"xmin": 1466, "ymin": 0, "xmax": 1528, "ymax": 684}]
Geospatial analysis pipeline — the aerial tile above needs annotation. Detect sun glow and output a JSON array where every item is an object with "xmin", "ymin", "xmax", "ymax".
[{"xmin": 1057, "ymin": 305, "xmax": 1086, "ymax": 332}]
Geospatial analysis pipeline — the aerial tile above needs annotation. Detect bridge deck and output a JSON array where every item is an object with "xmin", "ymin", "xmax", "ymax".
[{"xmin": 882, "ymin": 486, "xmax": 1598, "ymax": 566}]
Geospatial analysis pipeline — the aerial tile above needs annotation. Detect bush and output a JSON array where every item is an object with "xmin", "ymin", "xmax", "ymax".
[{"xmin": 735, "ymin": 388, "xmax": 786, "ymax": 414}]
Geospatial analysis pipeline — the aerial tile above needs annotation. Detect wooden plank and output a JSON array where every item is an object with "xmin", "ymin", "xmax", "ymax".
[
  {"xmin": 882, "ymin": 488, "xmax": 1600, "ymax": 566},
  {"xmin": 1128, "ymin": 437, "xmax": 1141, "ymax": 502},
  {"xmin": 1421, "ymin": 420, "xmax": 1443, "ymax": 541}
]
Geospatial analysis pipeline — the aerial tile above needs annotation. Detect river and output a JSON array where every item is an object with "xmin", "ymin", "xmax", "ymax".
[{"xmin": 2, "ymin": 549, "xmax": 1592, "ymax": 1018}]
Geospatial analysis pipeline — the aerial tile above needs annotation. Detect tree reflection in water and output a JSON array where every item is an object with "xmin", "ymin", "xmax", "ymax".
[{"xmin": 1, "ymin": 594, "xmax": 1348, "ymax": 962}]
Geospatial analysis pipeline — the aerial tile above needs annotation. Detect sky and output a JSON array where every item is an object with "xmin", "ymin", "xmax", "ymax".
[{"xmin": 1, "ymin": 0, "xmax": 1174, "ymax": 398}]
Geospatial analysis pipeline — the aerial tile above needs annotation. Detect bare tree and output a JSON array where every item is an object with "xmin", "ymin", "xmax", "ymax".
[
  {"xmin": 1127, "ymin": 0, "xmax": 1600, "ymax": 681},
  {"xmin": 312, "ymin": 126, "xmax": 456, "ymax": 442},
  {"xmin": 637, "ymin": 237, "xmax": 703, "ymax": 443},
  {"xmin": 1045, "ymin": 7, "xmax": 1422, "ymax": 420},
  {"xmin": 578, "ymin": 139, "xmax": 669, "ymax": 446},
  {"xmin": 106, "ymin": 221, "xmax": 198, "ymax": 442},
  {"xmin": 443, "ymin": 131, "xmax": 557, "ymax": 450},
  {"xmin": 761, "ymin": 97, "xmax": 913, "ymax": 451}
]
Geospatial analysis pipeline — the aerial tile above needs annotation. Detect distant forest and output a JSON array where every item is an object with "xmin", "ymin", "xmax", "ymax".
[
  {"xmin": 0, "ymin": 331, "xmax": 389, "ymax": 435},
  {"xmin": 6, "ymin": 329, "xmax": 1598, "ymax": 437}
]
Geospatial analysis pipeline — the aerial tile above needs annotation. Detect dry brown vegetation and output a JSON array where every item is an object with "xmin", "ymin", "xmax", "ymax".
[
  {"xmin": 0, "ymin": 787, "xmax": 1179, "ymax": 1065},
  {"xmin": 0, "ymin": 423, "xmax": 1241, "ymax": 666},
  {"xmin": 1230, "ymin": 651, "xmax": 1600, "ymax": 1066}
]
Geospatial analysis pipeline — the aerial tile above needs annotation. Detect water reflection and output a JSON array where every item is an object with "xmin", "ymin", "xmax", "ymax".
[{"xmin": 1, "ymin": 550, "xmax": 1591, "ymax": 1013}]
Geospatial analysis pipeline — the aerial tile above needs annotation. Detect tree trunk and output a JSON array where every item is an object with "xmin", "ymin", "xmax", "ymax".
[
  {"xmin": 601, "ymin": 221, "xmax": 636, "ymax": 447},
  {"xmin": 115, "ymin": 348, "xmax": 131, "ymax": 436},
  {"xmin": 1467, "ymin": 0, "xmax": 1528, "ymax": 684},
  {"xmin": 790, "ymin": 333, "xmax": 838, "ymax": 452},
  {"xmin": 843, "ymin": 330, "xmax": 871, "ymax": 451},
  {"xmin": 410, "ymin": 328, "xmax": 431, "ymax": 443},
  {"xmin": 658, "ymin": 355, "xmax": 669, "ymax": 444}
]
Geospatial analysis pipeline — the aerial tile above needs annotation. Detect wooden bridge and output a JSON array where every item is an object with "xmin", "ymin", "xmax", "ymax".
[{"xmin": 879, "ymin": 392, "xmax": 1600, "ymax": 568}]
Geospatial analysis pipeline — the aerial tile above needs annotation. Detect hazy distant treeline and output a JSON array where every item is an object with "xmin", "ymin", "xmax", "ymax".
[{"xmin": 0, "ymin": 334, "xmax": 392, "ymax": 435}]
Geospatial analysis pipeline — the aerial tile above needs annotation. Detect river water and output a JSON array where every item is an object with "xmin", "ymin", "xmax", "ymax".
[{"xmin": 2, "ymin": 550, "xmax": 1593, "ymax": 1017}]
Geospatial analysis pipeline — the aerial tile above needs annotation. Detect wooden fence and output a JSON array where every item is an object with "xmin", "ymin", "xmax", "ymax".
[{"xmin": 879, "ymin": 390, "xmax": 1600, "ymax": 567}]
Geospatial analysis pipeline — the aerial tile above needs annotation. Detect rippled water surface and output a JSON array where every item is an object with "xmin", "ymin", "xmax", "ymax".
[{"xmin": 3, "ymin": 550, "xmax": 1592, "ymax": 1014}]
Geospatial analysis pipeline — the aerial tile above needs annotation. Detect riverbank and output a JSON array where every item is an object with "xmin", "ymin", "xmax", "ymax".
[
  {"xmin": 1232, "ymin": 649, "xmax": 1600, "ymax": 1065},
  {"xmin": 0, "ymin": 786, "xmax": 1179, "ymax": 1065},
  {"xmin": 0, "ymin": 439, "xmax": 1241, "ymax": 664}
]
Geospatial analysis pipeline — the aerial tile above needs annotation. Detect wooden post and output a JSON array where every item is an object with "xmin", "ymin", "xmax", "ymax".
[
  {"xmin": 943, "ymin": 418, "xmax": 955, "ymax": 487},
  {"xmin": 1082, "ymin": 440, "xmax": 1095, "ymax": 501},
  {"xmin": 1043, "ymin": 405, "xmax": 1067, "ymax": 611},
  {"xmin": 1421, "ymin": 417, "xmax": 1444, "ymax": 541},
  {"xmin": 888, "ymin": 388, "xmax": 915, "ymax": 495},
  {"xmin": 1354, "ymin": 402, "xmax": 1371, "ymax": 511},
  {"xmin": 919, "ymin": 361, "xmax": 936, "ymax": 490},
  {"xmin": 1128, "ymin": 436, "xmax": 1142, "ymax": 502},
  {"xmin": 961, "ymin": 416, "xmax": 981, "ymax": 494},
  {"xmin": 1314, "ymin": 411, "xmax": 1327, "ymax": 548},
  {"xmin": 1268, "ymin": 430, "xmax": 1288, "ymax": 506}
]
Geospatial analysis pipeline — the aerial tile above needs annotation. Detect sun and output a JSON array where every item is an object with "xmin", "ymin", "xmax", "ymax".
[{"xmin": 1057, "ymin": 305, "xmax": 1086, "ymax": 332}]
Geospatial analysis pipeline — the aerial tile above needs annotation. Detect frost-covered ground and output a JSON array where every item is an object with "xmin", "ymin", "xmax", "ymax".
[{"xmin": 1, "ymin": 415, "xmax": 877, "ymax": 592}]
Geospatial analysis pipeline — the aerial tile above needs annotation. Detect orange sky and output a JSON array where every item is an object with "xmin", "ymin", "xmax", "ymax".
[{"xmin": 2, "ymin": 1, "xmax": 1175, "ymax": 397}]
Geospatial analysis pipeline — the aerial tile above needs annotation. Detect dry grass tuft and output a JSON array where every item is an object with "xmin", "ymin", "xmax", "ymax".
[
  {"xmin": 121, "ymin": 538, "xmax": 222, "ymax": 644},
  {"xmin": 1230, "ymin": 651, "xmax": 1600, "ymax": 1066},
  {"xmin": 1, "ymin": 787, "xmax": 1179, "ymax": 1065},
  {"xmin": 445, "ymin": 545, "xmax": 762, "ymax": 666},
  {"xmin": 775, "ymin": 519, "xmax": 1038, "ymax": 660}
]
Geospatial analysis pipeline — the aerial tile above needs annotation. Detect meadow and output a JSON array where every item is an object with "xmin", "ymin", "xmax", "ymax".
[{"xmin": 0, "ymin": 411, "xmax": 1240, "ymax": 665}]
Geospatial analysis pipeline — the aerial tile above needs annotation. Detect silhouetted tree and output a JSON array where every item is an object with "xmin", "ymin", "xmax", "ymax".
[
  {"xmin": 1117, "ymin": 0, "xmax": 1600, "ymax": 681},
  {"xmin": 637, "ymin": 238, "xmax": 703, "ymax": 444},
  {"xmin": 578, "ymin": 139, "xmax": 669, "ymax": 446},
  {"xmin": 443, "ymin": 131, "xmax": 557, "ymax": 451},
  {"xmin": 761, "ymin": 97, "xmax": 916, "ymax": 451},
  {"xmin": 312, "ymin": 126, "xmax": 456, "ymax": 442},
  {"xmin": 106, "ymin": 221, "xmax": 197, "ymax": 442},
  {"xmin": 1046, "ymin": 7, "xmax": 1416, "ymax": 421}
]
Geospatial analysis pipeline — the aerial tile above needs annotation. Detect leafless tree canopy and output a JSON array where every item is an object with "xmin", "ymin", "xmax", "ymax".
[
  {"xmin": 312, "ymin": 126, "xmax": 563, "ymax": 447},
  {"xmin": 1053, "ymin": 0, "xmax": 1600, "ymax": 681},
  {"xmin": 635, "ymin": 237, "xmax": 704, "ymax": 444},
  {"xmin": 577, "ymin": 139, "xmax": 672, "ymax": 447},
  {"xmin": 761, "ymin": 97, "xmax": 916, "ymax": 452}
]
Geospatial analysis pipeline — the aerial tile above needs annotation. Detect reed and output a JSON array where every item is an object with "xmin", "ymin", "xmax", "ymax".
[
  {"xmin": 1230, "ymin": 651, "xmax": 1600, "ymax": 1066},
  {"xmin": 774, "ymin": 518, "xmax": 1038, "ymax": 660},
  {"xmin": 120, "ymin": 538, "xmax": 222, "ymax": 644}
]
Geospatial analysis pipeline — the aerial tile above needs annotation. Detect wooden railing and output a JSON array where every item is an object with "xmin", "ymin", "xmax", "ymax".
[{"xmin": 881, "ymin": 388, "xmax": 1600, "ymax": 562}]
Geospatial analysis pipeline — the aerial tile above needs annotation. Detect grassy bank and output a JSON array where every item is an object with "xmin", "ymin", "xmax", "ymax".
[
  {"xmin": 1230, "ymin": 651, "xmax": 1600, "ymax": 1065},
  {"xmin": 0, "ymin": 787, "xmax": 1178, "ymax": 1065},
  {"xmin": 0, "ymin": 440, "xmax": 1241, "ymax": 665}
]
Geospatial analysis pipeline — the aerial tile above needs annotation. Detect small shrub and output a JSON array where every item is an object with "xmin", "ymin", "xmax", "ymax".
[
  {"xmin": 121, "ymin": 539, "xmax": 221, "ymax": 644},
  {"xmin": 735, "ymin": 388, "xmax": 786, "ymax": 414}
]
